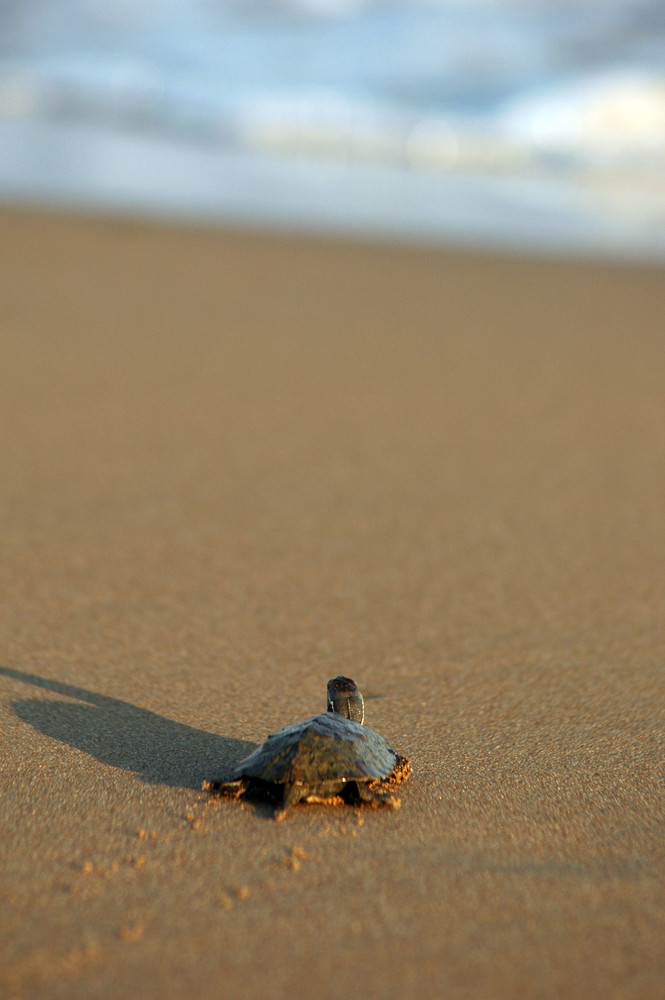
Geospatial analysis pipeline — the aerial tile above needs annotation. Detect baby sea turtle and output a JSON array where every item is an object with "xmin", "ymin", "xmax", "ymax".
[{"xmin": 204, "ymin": 676, "xmax": 411, "ymax": 818}]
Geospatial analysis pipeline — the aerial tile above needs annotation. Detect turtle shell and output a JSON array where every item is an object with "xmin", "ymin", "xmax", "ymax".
[{"xmin": 231, "ymin": 712, "xmax": 398, "ymax": 786}]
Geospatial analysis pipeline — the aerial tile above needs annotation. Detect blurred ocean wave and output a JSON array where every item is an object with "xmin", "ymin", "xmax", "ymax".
[{"xmin": 1, "ymin": 0, "xmax": 664, "ymax": 259}]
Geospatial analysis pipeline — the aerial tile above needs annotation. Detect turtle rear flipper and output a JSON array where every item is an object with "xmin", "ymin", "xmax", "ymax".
[
  {"xmin": 282, "ymin": 782, "xmax": 306, "ymax": 811},
  {"xmin": 272, "ymin": 782, "xmax": 306, "ymax": 821}
]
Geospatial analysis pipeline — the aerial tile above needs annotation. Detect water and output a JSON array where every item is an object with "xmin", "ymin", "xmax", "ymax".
[{"xmin": 1, "ymin": 0, "xmax": 665, "ymax": 260}]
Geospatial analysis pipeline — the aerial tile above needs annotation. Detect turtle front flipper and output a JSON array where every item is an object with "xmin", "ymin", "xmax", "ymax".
[
  {"xmin": 203, "ymin": 778, "xmax": 248, "ymax": 800},
  {"xmin": 348, "ymin": 781, "xmax": 402, "ymax": 809}
]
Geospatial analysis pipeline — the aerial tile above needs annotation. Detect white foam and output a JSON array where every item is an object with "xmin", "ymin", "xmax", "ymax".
[{"xmin": 500, "ymin": 70, "xmax": 665, "ymax": 168}]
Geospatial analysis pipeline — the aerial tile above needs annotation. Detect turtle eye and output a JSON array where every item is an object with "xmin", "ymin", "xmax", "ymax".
[{"xmin": 352, "ymin": 697, "xmax": 365, "ymax": 725}]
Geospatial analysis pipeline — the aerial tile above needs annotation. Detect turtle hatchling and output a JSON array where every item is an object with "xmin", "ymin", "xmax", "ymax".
[{"xmin": 204, "ymin": 676, "xmax": 411, "ymax": 817}]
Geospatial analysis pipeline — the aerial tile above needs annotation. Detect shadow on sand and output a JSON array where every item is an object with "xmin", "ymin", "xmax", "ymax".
[{"xmin": 0, "ymin": 666, "xmax": 255, "ymax": 791}]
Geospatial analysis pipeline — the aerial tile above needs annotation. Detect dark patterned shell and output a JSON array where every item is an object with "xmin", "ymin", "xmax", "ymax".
[{"xmin": 232, "ymin": 712, "xmax": 397, "ymax": 785}]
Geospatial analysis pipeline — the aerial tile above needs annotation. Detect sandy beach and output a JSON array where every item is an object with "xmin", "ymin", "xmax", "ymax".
[{"xmin": 1, "ymin": 204, "xmax": 664, "ymax": 999}]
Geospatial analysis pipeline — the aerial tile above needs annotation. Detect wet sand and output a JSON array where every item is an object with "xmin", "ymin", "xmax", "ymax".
[{"xmin": 1, "ymin": 205, "xmax": 664, "ymax": 999}]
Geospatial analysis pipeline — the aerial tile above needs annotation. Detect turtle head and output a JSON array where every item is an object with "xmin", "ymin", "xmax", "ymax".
[{"xmin": 326, "ymin": 676, "xmax": 365, "ymax": 724}]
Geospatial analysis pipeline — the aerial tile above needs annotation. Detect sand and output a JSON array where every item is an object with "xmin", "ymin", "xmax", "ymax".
[{"xmin": 1, "ymin": 204, "xmax": 664, "ymax": 999}]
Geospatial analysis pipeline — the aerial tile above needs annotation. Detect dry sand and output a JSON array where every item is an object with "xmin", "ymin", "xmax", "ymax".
[{"xmin": 1, "ymin": 205, "xmax": 664, "ymax": 999}]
